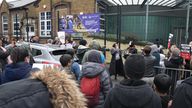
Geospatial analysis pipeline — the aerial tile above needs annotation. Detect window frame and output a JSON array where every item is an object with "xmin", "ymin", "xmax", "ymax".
[
  {"xmin": 12, "ymin": 15, "xmax": 20, "ymax": 36},
  {"xmin": 39, "ymin": 11, "xmax": 51, "ymax": 37},
  {"xmin": 2, "ymin": 15, "xmax": 8, "ymax": 36}
]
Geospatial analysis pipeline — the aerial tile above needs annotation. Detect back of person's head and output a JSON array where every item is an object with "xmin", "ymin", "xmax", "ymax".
[
  {"xmin": 112, "ymin": 43, "xmax": 118, "ymax": 48},
  {"xmin": 87, "ymin": 50, "xmax": 102, "ymax": 63},
  {"xmin": 129, "ymin": 42, "xmax": 135, "ymax": 48},
  {"xmin": 143, "ymin": 45, "xmax": 151, "ymax": 56},
  {"xmin": 124, "ymin": 54, "xmax": 145, "ymax": 79},
  {"xmin": 79, "ymin": 39, "xmax": 87, "ymax": 46},
  {"xmin": 11, "ymin": 47, "xmax": 29, "ymax": 64},
  {"xmin": 89, "ymin": 40, "xmax": 101, "ymax": 50},
  {"xmin": 65, "ymin": 49, "xmax": 75, "ymax": 57},
  {"xmin": 65, "ymin": 35, "xmax": 72, "ymax": 44},
  {"xmin": 47, "ymin": 39, "xmax": 53, "ymax": 44},
  {"xmin": 60, "ymin": 54, "xmax": 72, "ymax": 67},
  {"xmin": 170, "ymin": 44, "xmax": 177, "ymax": 52},
  {"xmin": 55, "ymin": 36, "xmax": 59, "ymax": 41},
  {"xmin": 11, "ymin": 38, "xmax": 16, "ymax": 44},
  {"xmin": 150, "ymin": 44, "xmax": 159, "ymax": 54},
  {"xmin": 154, "ymin": 38, "xmax": 160, "ymax": 47},
  {"xmin": 171, "ymin": 48, "xmax": 180, "ymax": 59},
  {"xmin": 154, "ymin": 74, "xmax": 171, "ymax": 94}
]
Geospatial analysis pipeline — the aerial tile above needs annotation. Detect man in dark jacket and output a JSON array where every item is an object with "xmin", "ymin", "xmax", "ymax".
[
  {"xmin": 76, "ymin": 39, "xmax": 89, "ymax": 64},
  {"xmin": 143, "ymin": 45, "xmax": 156, "ymax": 77},
  {"xmin": 104, "ymin": 54, "xmax": 162, "ymax": 108},
  {"xmin": 172, "ymin": 77, "xmax": 192, "ymax": 108},
  {"xmin": 164, "ymin": 48, "xmax": 183, "ymax": 95},
  {"xmin": 1, "ymin": 47, "xmax": 32, "ymax": 84},
  {"xmin": 0, "ymin": 39, "xmax": 9, "ymax": 71},
  {"xmin": 142, "ymin": 45, "xmax": 156, "ymax": 85}
]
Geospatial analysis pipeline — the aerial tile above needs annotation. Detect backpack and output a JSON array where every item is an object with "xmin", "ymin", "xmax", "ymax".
[{"xmin": 80, "ymin": 75, "xmax": 100, "ymax": 108}]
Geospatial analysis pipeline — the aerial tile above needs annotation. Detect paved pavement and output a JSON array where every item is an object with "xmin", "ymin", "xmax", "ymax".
[{"xmin": 111, "ymin": 75, "xmax": 125, "ymax": 87}]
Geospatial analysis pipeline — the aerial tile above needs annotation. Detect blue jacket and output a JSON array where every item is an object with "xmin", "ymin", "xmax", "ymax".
[
  {"xmin": 1, "ymin": 62, "xmax": 32, "ymax": 84},
  {"xmin": 71, "ymin": 62, "xmax": 81, "ymax": 80}
]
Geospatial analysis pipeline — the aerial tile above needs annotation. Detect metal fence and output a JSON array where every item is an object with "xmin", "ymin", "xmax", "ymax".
[{"xmin": 154, "ymin": 66, "xmax": 192, "ymax": 95}]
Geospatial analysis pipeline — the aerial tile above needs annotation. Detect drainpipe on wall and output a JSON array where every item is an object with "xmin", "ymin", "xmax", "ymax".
[
  {"xmin": 16, "ymin": 14, "xmax": 19, "ymax": 41},
  {"xmin": 50, "ymin": 0, "xmax": 54, "ymax": 39},
  {"xmin": 95, "ymin": 0, "xmax": 98, "ymax": 13}
]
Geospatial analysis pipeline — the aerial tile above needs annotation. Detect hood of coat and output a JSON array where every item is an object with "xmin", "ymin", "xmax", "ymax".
[
  {"xmin": 183, "ymin": 77, "xmax": 192, "ymax": 86},
  {"xmin": 32, "ymin": 67, "xmax": 87, "ymax": 108},
  {"xmin": 77, "ymin": 47, "xmax": 89, "ymax": 55},
  {"xmin": 164, "ymin": 57, "xmax": 183, "ymax": 68},
  {"xmin": 112, "ymin": 79, "xmax": 156, "ymax": 107},
  {"xmin": 82, "ymin": 62, "xmax": 105, "ymax": 77},
  {"xmin": 4, "ymin": 62, "xmax": 32, "ymax": 81},
  {"xmin": 78, "ymin": 45, "xmax": 88, "ymax": 50}
]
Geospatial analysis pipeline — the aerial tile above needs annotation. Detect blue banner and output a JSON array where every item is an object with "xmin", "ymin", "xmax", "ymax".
[{"xmin": 59, "ymin": 13, "xmax": 100, "ymax": 34}]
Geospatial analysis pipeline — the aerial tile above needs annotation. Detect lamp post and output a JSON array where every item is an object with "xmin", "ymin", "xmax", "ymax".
[
  {"xmin": 57, "ymin": 11, "xmax": 60, "ymax": 32},
  {"xmin": 24, "ymin": 8, "xmax": 29, "ymax": 42},
  {"xmin": 145, "ymin": 0, "xmax": 149, "ymax": 41},
  {"xmin": 185, "ymin": 0, "xmax": 191, "ymax": 44},
  {"xmin": 26, "ymin": 9, "xmax": 29, "ymax": 42},
  {"xmin": 16, "ymin": 14, "xmax": 18, "ymax": 41}
]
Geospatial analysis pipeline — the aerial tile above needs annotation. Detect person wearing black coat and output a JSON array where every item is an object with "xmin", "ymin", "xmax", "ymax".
[
  {"xmin": 109, "ymin": 43, "xmax": 125, "ymax": 80},
  {"xmin": 0, "ymin": 67, "xmax": 87, "ymax": 108},
  {"xmin": 164, "ymin": 48, "xmax": 183, "ymax": 95},
  {"xmin": 1, "ymin": 47, "xmax": 32, "ymax": 84},
  {"xmin": 172, "ymin": 77, "xmax": 192, "ymax": 108},
  {"xmin": 0, "ymin": 39, "xmax": 9, "ymax": 71},
  {"xmin": 104, "ymin": 54, "xmax": 162, "ymax": 108}
]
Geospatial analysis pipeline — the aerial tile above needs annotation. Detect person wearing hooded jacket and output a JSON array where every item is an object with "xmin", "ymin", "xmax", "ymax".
[
  {"xmin": 104, "ymin": 54, "xmax": 162, "ymax": 108},
  {"xmin": 81, "ymin": 40, "xmax": 105, "ymax": 65},
  {"xmin": 1, "ymin": 47, "xmax": 32, "ymax": 84},
  {"xmin": 80, "ymin": 50, "xmax": 111, "ymax": 108},
  {"xmin": 0, "ymin": 67, "xmax": 87, "ymax": 108},
  {"xmin": 76, "ymin": 39, "xmax": 89, "ymax": 64},
  {"xmin": 0, "ymin": 39, "xmax": 9, "ymax": 72},
  {"xmin": 172, "ymin": 77, "xmax": 192, "ymax": 108},
  {"xmin": 164, "ymin": 48, "xmax": 183, "ymax": 95}
]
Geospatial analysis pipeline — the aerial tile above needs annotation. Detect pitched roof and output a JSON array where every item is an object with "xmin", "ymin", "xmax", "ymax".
[{"xmin": 8, "ymin": 0, "xmax": 38, "ymax": 9}]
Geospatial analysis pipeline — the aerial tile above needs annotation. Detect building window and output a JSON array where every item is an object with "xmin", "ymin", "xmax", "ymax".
[
  {"xmin": 40, "ymin": 12, "xmax": 51, "ymax": 37},
  {"xmin": 12, "ymin": 15, "xmax": 20, "ymax": 36},
  {"xmin": 2, "ymin": 15, "xmax": 8, "ymax": 36}
]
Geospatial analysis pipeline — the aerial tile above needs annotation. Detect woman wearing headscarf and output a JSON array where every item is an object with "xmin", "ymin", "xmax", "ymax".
[{"xmin": 109, "ymin": 43, "xmax": 125, "ymax": 80}]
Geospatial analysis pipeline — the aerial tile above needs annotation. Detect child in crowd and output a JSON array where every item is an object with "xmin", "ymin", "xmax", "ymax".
[
  {"xmin": 154, "ymin": 74, "xmax": 172, "ymax": 108},
  {"xmin": 59, "ymin": 54, "xmax": 75, "ymax": 79},
  {"xmin": 65, "ymin": 49, "xmax": 81, "ymax": 80}
]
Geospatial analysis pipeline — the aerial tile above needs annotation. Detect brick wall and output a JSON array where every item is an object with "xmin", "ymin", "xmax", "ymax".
[{"xmin": 0, "ymin": 0, "xmax": 97, "ymax": 40}]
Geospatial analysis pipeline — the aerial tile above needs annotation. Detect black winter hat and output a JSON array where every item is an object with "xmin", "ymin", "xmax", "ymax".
[{"xmin": 124, "ymin": 54, "xmax": 145, "ymax": 79}]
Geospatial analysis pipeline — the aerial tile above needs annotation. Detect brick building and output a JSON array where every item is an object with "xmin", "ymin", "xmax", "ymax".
[{"xmin": 0, "ymin": 0, "xmax": 97, "ymax": 41}]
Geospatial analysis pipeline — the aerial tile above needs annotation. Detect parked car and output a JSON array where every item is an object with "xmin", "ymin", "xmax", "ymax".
[{"xmin": 17, "ymin": 42, "xmax": 67, "ymax": 66}]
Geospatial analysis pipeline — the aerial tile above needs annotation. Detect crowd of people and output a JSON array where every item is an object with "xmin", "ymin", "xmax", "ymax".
[{"xmin": 0, "ymin": 36, "xmax": 191, "ymax": 108}]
